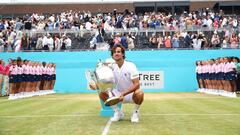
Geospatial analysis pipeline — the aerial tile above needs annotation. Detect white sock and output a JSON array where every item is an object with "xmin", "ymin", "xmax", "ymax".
[
  {"xmin": 111, "ymin": 105, "xmax": 119, "ymax": 112},
  {"xmin": 134, "ymin": 104, "xmax": 140, "ymax": 113}
]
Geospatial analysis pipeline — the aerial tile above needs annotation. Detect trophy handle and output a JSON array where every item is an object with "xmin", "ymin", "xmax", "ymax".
[{"xmin": 85, "ymin": 70, "xmax": 97, "ymax": 83}]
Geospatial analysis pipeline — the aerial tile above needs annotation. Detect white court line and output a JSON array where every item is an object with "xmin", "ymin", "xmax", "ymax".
[
  {"xmin": 17, "ymin": 97, "xmax": 236, "ymax": 99},
  {"xmin": 101, "ymin": 119, "xmax": 112, "ymax": 135},
  {"xmin": 142, "ymin": 113, "xmax": 240, "ymax": 116},
  {"xmin": 0, "ymin": 113, "xmax": 240, "ymax": 118},
  {"xmin": 0, "ymin": 96, "xmax": 238, "ymax": 103},
  {"xmin": 0, "ymin": 114, "xmax": 97, "ymax": 118},
  {"xmin": 1, "ymin": 96, "xmax": 236, "ymax": 101}
]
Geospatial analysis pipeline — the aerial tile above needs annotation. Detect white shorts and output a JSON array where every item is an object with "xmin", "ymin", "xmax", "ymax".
[{"xmin": 112, "ymin": 89, "xmax": 134, "ymax": 103}]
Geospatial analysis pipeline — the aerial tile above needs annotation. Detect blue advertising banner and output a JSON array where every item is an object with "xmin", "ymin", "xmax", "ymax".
[{"xmin": 1, "ymin": 49, "xmax": 240, "ymax": 93}]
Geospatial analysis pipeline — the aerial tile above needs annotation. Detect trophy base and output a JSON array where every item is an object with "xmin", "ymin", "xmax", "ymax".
[{"xmin": 104, "ymin": 97, "xmax": 120, "ymax": 106}]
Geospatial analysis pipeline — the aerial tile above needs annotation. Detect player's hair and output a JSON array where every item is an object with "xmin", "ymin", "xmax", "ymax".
[{"xmin": 111, "ymin": 44, "xmax": 126, "ymax": 59}]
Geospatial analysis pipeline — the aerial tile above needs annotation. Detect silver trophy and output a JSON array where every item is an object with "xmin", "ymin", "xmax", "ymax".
[{"xmin": 85, "ymin": 60, "xmax": 119, "ymax": 106}]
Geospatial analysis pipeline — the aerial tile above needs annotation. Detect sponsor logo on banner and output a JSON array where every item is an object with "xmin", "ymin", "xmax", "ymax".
[{"xmin": 139, "ymin": 71, "xmax": 164, "ymax": 89}]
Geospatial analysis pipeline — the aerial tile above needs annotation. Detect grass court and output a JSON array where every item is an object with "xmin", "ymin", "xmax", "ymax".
[{"xmin": 0, "ymin": 93, "xmax": 239, "ymax": 135}]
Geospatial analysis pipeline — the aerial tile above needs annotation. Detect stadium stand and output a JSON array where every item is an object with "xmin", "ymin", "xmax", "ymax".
[{"xmin": 0, "ymin": 0, "xmax": 240, "ymax": 51}]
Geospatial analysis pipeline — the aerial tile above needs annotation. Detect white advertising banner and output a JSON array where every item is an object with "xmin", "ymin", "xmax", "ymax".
[{"xmin": 139, "ymin": 71, "xmax": 164, "ymax": 89}]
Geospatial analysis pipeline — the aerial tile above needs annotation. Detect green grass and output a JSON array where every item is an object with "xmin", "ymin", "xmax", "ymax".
[{"xmin": 0, "ymin": 93, "xmax": 240, "ymax": 135}]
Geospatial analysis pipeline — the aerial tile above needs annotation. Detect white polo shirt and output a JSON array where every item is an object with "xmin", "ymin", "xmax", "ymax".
[{"xmin": 112, "ymin": 60, "xmax": 139, "ymax": 92}]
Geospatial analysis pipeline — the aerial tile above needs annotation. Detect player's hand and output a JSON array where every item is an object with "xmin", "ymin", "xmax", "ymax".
[
  {"xmin": 119, "ymin": 92, "xmax": 124, "ymax": 102},
  {"xmin": 89, "ymin": 82, "xmax": 98, "ymax": 90}
]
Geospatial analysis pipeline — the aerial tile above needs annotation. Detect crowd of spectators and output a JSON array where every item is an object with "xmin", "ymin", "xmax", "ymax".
[{"xmin": 0, "ymin": 8, "xmax": 240, "ymax": 51}]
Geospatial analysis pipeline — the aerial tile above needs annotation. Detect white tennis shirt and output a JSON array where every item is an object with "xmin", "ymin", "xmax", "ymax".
[{"xmin": 112, "ymin": 60, "xmax": 139, "ymax": 92}]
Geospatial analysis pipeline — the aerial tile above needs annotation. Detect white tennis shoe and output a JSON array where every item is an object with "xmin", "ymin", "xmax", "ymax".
[
  {"xmin": 111, "ymin": 110, "xmax": 124, "ymax": 122},
  {"xmin": 131, "ymin": 110, "xmax": 139, "ymax": 123}
]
